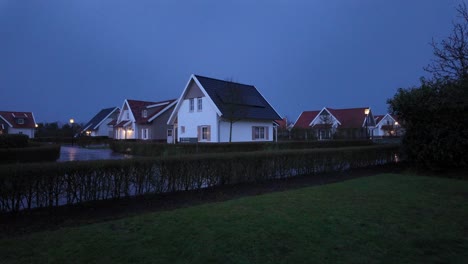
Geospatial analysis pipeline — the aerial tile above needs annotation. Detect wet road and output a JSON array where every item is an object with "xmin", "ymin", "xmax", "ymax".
[{"xmin": 58, "ymin": 146, "xmax": 132, "ymax": 162}]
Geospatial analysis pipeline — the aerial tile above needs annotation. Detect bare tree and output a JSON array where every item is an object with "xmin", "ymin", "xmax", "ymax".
[
  {"xmin": 425, "ymin": 3, "xmax": 468, "ymax": 81},
  {"xmin": 222, "ymin": 79, "xmax": 244, "ymax": 142}
]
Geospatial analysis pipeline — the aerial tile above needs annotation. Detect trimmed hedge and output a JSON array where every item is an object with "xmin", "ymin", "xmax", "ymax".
[
  {"xmin": 0, "ymin": 134, "xmax": 29, "ymax": 148},
  {"xmin": 110, "ymin": 140, "xmax": 374, "ymax": 157},
  {"xmin": 0, "ymin": 144, "xmax": 400, "ymax": 212},
  {"xmin": 0, "ymin": 144, "xmax": 61, "ymax": 164}
]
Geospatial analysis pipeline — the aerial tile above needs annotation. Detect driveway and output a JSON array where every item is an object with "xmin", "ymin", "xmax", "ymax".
[{"xmin": 58, "ymin": 146, "xmax": 132, "ymax": 162}]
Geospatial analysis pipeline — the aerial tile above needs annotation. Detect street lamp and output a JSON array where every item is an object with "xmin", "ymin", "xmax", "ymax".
[
  {"xmin": 364, "ymin": 108, "xmax": 370, "ymax": 139},
  {"xmin": 69, "ymin": 118, "xmax": 75, "ymax": 146}
]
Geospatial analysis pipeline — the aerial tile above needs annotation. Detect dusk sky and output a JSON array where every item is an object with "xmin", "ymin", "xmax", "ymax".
[{"xmin": 0, "ymin": 0, "xmax": 460, "ymax": 124}]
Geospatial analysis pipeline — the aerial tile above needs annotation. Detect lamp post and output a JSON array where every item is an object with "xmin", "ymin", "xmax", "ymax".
[
  {"xmin": 364, "ymin": 108, "xmax": 370, "ymax": 139},
  {"xmin": 69, "ymin": 118, "xmax": 75, "ymax": 146}
]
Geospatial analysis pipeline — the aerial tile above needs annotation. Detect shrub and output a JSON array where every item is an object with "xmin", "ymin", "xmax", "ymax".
[
  {"xmin": 110, "ymin": 140, "xmax": 374, "ymax": 157},
  {"xmin": 0, "ymin": 144, "xmax": 61, "ymax": 164},
  {"xmin": 0, "ymin": 144, "xmax": 400, "ymax": 212},
  {"xmin": 0, "ymin": 134, "xmax": 29, "ymax": 148}
]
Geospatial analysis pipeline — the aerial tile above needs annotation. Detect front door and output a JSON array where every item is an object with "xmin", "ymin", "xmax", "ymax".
[{"xmin": 167, "ymin": 129, "xmax": 173, "ymax": 144}]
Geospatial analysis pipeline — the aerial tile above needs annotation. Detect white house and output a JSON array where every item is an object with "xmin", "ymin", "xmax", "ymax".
[
  {"xmin": 114, "ymin": 99, "xmax": 177, "ymax": 142},
  {"xmin": 81, "ymin": 107, "xmax": 120, "ymax": 138},
  {"xmin": 167, "ymin": 74, "xmax": 282, "ymax": 143},
  {"xmin": 294, "ymin": 107, "xmax": 376, "ymax": 139},
  {"xmin": 0, "ymin": 111, "xmax": 37, "ymax": 138},
  {"xmin": 374, "ymin": 114, "xmax": 402, "ymax": 137}
]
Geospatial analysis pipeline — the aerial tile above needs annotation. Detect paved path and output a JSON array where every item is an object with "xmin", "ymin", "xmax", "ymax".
[{"xmin": 58, "ymin": 146, "xmax": 132, "ymax": 162}]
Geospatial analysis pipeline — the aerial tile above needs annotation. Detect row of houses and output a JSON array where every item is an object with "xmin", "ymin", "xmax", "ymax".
[{"xmin": 1, "ymin": 74, "xmax": 401, "ymax": 142}]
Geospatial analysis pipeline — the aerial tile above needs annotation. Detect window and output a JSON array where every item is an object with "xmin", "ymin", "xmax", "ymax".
[
  {"xmin": 202, "ymin": 126, "xmax": 209, "ymax": 140},
  {"xmin": 126, "ymin": 112, "xmax": 130, "ymax": 119},
  {"xmin": 142, "ymin": 110, "xmax": 148, "ymax": 118},
  {"xmin": 181, "ymin": 126, "xmax": 185, "ymax": 134},
  {"xmin": 142, "ymin": 128, "xmax": 149, "ymax": 140},
  {"xmin": 198, "ymin": 125, "xmax": 210, "ymax": 141},
  {"xmin": 189, "ymin": 98, "xmax": 194, "ymax": 112},
  {"xmin": 197, "ymin": 97, "xmax": 202, "ymax": 111},
  {"xmin": 252, "ymin": 126, "xmax": 268, "ymax": 140},
  {"xmin": 167, "ymin": 129, "xmax": 173, "ymax": 137},
  {"xmin": 17, "ymin": 119, "xmax": 24, "ymax": 125}
]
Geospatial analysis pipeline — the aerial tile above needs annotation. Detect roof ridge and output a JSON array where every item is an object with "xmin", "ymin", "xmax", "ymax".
[{"xmin": 194, "ymin": 74, "xmax": 254, "ymax": 87}]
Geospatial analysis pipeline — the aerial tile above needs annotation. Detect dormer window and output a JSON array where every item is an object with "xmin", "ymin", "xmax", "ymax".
[
  {"xmin": 17, "ymin": 118, "xmax": 24, "ymax": 125},
  {"xmin": 142, "ymin": 109, "xmax": 148, "ymax": 118}
]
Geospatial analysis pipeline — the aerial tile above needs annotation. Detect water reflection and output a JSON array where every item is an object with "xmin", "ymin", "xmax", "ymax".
[{"xmin": 58, "ymin": 146, "xmax": 132, "ymax": 162}]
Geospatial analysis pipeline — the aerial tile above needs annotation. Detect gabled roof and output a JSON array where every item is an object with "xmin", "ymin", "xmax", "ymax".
[
  {"xmin": 375, "ymin": 114, "xmax": 399, "ymax": 127},
  {"xmin": 126, "ymin": 99, "xmax": 177, "ymax": 124},
  {"xmin": 82, "ymin": 107, "xmax": 119, "ymax": 131},
  {"xmin": 293, "ymin": 107, "xmax": 373, "ymax": 129},
  {"xmin": 0, "ymin": 111, "xmax": 36, "ymax": 129},
  {"xmin": 194, "ymin": 75, "xmax": 281, "ymax": 120},
  {"xmin": 293, "ymin": 111, "xmax": 320, "ymax": 129},
  {"xmin": 327, "ymin": 107, "xmax": 372, "ymax": 128}
]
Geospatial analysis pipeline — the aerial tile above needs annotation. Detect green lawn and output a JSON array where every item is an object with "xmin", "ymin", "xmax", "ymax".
[{"xmin": 1, "ymin": 173, "xmax": 467, "ymax": 264}]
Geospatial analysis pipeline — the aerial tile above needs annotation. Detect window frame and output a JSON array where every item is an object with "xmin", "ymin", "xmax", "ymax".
[
  {"xmin": 197, "ymin": 97, "xmax": 202, "ymax": 111},
  {"xmin": 189, "ymin": 98, "xmax": 194, "ymax": 112}
]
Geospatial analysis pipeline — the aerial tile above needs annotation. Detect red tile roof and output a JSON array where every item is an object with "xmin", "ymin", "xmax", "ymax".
[
  {"xmin": 327, "ymin": 107, "xmax": 369, "ymax": 128},
  {"xmin": 127, "ymin": 99, "xmax": 177, "ymax": 124},
  {"xmin": 294, "ymin": 107, "xmax": 372, "ymax": 129},
  {"xmin": 275, "ymin": 118, "xmax": 287, "ymax": 129},
  {"xmin": 293, "ymin": 111, "xmax": 320, "ymax": 129},
  {"xmin": 0, "ymin": 111, "xmax": 36, "ymax": 129}
]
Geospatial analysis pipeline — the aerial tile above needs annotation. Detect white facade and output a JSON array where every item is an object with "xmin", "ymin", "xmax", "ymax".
[
  {"xmin": 374, "ymin": 114, "xmax": 400, "ymax": 137},
  {"xmin": 8, "ymin": 128, "xmax": 35, "ymax": 138},
  {"xmin": 171, "ymin": 76, "xmax": 276, "ymax": 143}
]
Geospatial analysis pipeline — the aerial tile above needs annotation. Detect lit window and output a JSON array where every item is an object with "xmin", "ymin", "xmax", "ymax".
[
  {"xmin": 189, "ymin": 98, "xmax": 194, "ymax": 112},
  {"xmin": 197, "ymin": 97, "xmax": 202, "ymax": 111}
]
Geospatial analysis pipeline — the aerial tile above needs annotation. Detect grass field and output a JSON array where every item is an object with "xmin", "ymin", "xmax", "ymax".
[{"xmin": 1, "ymin": 173, "xmax": 467, "ymax": 263}]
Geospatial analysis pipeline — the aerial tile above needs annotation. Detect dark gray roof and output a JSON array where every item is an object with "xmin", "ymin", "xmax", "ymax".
[
  {"xmin": 82, "ymin": 107, "xmax": 118, "ymax": 131},
  {"xmin": 195, "ymin": 75, "xmax": 281, "ymax": 120}
]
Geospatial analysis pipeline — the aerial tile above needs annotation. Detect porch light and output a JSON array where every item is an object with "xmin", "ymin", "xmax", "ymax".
[
  {"xmin": 364, "ymin": 108, "xmax": 370, "ymax": 115},
  {"xmin": 395, "ymin": 121, "xmax": 399, "ymax": 126}
]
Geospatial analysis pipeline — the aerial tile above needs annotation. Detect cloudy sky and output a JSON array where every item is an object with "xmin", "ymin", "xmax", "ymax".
[{"xmin": 0, "ymin": 0, "xmax": 460, "ymax": 123}]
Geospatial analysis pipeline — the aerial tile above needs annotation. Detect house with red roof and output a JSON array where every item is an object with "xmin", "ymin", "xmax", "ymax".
[
  {"xmin": 0, "ymin": 111, "xmax": 37, "ymax": 138},
  {"xmin": 115, "ymin": 99, "xmax": 177, "ymax": 142},
  {"xmin": 293, "ymin": 107, "xmax": 376, "ymax": 140},
  {"xmin": 374, "ymin": 114, "xmax": 402, "ymax": 137}
]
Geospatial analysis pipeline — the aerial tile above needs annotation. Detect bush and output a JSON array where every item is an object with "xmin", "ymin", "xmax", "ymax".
[
  {"xmin": 0, "ymin": 144, "xmax": 61, "ymax": 164},
  {"xmin": 0, "ymin": 134, "xmax": 29, "ymax": 148},
  {"xmin": 0, "ymin": 144, "xmax": 400, "ymax": 212},
  {"xmin": 110, "ymin": 140, "xmax": 374, "ymax": 157}
]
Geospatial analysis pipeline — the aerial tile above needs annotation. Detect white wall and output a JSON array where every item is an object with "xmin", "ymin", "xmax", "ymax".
[
  {"xmin": 219, "ymin": 119, "xmax": 274, "ymax": 142},
  {"xmin": 9, "ymin": 128, "xmax": 34, "ymax": 138},
  {"xmin": 375, "ymin": 115, "xmax": 397, "ymax": 137},
  {"xmin": 177, "ymin": 96, "xmax": 219, "ymax": 142}
]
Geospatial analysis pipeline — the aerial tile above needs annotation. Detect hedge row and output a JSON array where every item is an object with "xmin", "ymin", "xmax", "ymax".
[
  {"xmin": 0, "ymin": 144, "xmax": 61, "ymax": 164},
  {"xmin": 0, "ymin": 144, "xmax": 400, "ymax": 212},
  {"xmin": 110, "ymin": 139, "xmax": 374, "ymax": 157},
  {"xmin": 0, "ymin": 134, "xmax": 29, "ymax": 148}
]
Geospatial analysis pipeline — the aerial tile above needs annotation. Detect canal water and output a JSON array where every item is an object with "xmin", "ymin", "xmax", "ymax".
[{"xmin": 58, "ymin": 146, "xmax": 132, "ymax": 162}]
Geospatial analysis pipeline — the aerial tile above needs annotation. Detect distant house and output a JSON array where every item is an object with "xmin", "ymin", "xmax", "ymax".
[
  {"xmin": 81, "ymin": 107, "xmax": 120, "ymax": 138},
  {"xmin": 0, "ymin": 111, "xmax": 37, "ymax": 138},
  {"xmin": 374, "ymin": 114, "xmax": 402, "ymax": 137},
  {"xmin": 114, "ymin": 99, "xmax": 177, "ymax": 142},
  {"xmin": 293, "ymin": 107, "xmax": 376, "ymax": 140},
  {"xmin": 167, "ymin": 74, "xmax": 281, "ymax": 143}
]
